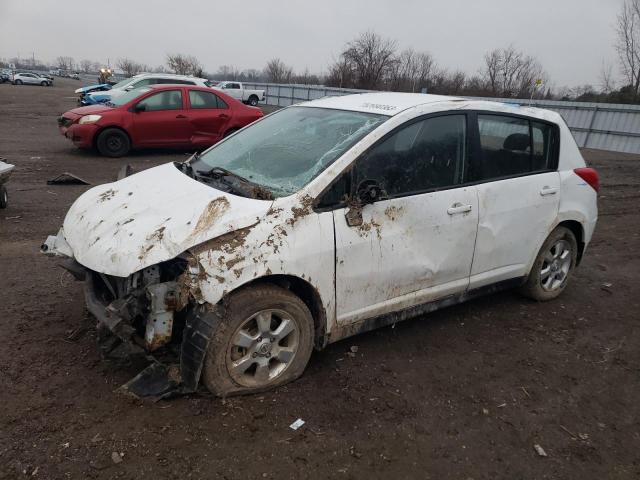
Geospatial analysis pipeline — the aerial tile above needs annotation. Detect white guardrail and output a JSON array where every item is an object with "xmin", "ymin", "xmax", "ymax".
[{"xmin": 243, "ymin": 82, "xmax": 640, "ymax": 155}]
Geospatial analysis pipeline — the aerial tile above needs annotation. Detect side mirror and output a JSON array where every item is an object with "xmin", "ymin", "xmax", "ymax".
[
  {"xmin": 344, "ymin": 180, "xmax": 387, "ymax": 228},
  {"xmin": 134, "ymin": 103, "xmax": 146, "ymax": 113},
  {"xmin": 356, "ymin": 179, "xmax": 386, "ymax": 205},
  {"xmin": 125, "ymin": 85, "xmax": 134, "ymax": 91}
]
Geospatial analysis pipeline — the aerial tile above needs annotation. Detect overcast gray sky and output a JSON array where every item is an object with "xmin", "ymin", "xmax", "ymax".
[{"xmin": 0, "ymin": 0, "xmax": 621, "ymax": 88}]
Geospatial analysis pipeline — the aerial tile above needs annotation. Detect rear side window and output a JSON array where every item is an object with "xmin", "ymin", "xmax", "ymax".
[
  {"xmin": 354, "ymin": 114, "xmax": 467, "ymax": 197},
  {"xmin": 137, "ymin": 90, "xmax": 183, "ymax": 111},
  {"xmin": 476, "ymin": 114, "xmax": 558, "ymax": 180},
  {"xmin": 531, "ymin": 121, "xmax": 557, "ymax": 171},
  {"xmin": 189, "ymin": 90, "xmax": 226, "ymax": 109}
]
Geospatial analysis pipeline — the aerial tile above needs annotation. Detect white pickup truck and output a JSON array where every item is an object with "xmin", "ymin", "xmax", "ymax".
[{"xmin": 214, "ymin": 81, "xmax": 265, "ymax": 106}]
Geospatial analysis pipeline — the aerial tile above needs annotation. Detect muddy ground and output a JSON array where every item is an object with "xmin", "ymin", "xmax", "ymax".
[{"xmin": 0, "ymin": 78, "xmax": 639, "ymax": 479}]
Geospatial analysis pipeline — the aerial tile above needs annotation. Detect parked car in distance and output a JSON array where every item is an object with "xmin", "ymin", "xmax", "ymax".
[
  {"xmin": 0, "ymin": 70, "xmax": 10, "ymax": 83},
  {"xmin": 81, "ymin": 73, "xmax": 213, "ymax": 105},
  {"xmin": 58, "ymin": 84, "xmax": 263, "ymax": 157},
  {"xmin": 12, "ymin": 72, "xmax": 51, "ymax": 86},
  {"xmin": 214, "ymin": 81, "xmax": 265, "ymax": 106},
  {"xmin": 37, "ymin": 72, "xmax": 54, "ymax": 83},
  {"xmin": 43, "ymin": 92, "xmax": 598, "ymax": 398}
]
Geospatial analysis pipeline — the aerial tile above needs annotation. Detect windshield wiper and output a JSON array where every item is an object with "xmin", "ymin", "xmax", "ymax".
[{"xmin": 195, "ymin": 166, "xmax": 274, "ymax": 200}]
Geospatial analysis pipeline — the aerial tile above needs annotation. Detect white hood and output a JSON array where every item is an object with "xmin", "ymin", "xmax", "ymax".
[{"xmin": 62, "ymin": 162, "xmax": 272, "ymax": 277}]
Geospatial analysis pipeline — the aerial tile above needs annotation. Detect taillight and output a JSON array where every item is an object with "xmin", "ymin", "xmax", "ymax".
[{"xmin": 574, "ymin": 167, "xmax": 599, "ymax": 193}]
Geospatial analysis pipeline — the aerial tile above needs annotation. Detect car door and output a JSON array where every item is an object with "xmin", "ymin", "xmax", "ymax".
[
  {"xmin": 331, "ymin": 113, "xmax": 479, "ymax": 325},
  {"xmin": 468, "ymin": 113, "xmax": 561, "ymax": 288},
  {"xmin": 130, "ymin": 89, "xmax": 192, "ymax": 146},
  {"xmin": 24, "ymin": 74, "xmax": 38, "ymax": 85},
  {"xmin": 186, "ymin": 89, "xmax": 231, "ymax": 146}
]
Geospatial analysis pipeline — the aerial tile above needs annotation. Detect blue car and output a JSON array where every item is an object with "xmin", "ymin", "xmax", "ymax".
[{"xmin": 81, "ymin": 73, "xmax": 212, "ymax": 105}]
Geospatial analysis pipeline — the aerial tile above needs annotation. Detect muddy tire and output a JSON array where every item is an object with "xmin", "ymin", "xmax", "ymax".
[
  {"xmin": 202, "ymin": 284, "xmax": 314, "ymax": 397},
  {"xmin": 248, "ymin": 95, "xmax": 259, "ymax": 106},
  {"xmin": 520, "ymin": 226, "xmax": 578, "ymax": 301},
  {"xmin": 96, "ymin": 128, "xmax": 130, "ymax": 157},
  {"xmin": 0, "ymin": 185, "xmax": 8, "ymax": 209}
]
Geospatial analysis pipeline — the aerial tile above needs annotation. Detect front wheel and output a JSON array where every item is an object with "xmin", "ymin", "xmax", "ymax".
[
  {"xmin": 248, "ymin": 95, "xmax": 259, "ymax": 106},
  {"xmin": 96, "ymin": 128, "xmax": 131, "ymax": 157},
  {"xmin": 202, "ymin": 284, "xmax": 315, "ymax": 396},
  {"xmin": 40, "ymin": 81, "xmax": 47, "ymax": 86},
  {"xmin": 520, "ymin": 226, "xmax": 578, "ymax": 301}
]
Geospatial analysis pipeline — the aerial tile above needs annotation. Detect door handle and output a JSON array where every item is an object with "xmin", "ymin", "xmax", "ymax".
[
  {"xmin": 219, "ymin": 114, "xmax": 229, "ymax": 119},
  {"xmin": 539, "ymin": 186, "xmax": 558, "ymax": 196},
  {"xmin": 176, "ymin": 114, "xmax": 187, "ymax": 119},
  {"xmin": 447, "ymin": 203, "xmax": 473, "ymax": 215}
]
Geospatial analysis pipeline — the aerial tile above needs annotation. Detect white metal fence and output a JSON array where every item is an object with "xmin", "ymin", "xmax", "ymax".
[{"xmin": 243, "ymin": 82, "xmax": 640, "ymax": 155}]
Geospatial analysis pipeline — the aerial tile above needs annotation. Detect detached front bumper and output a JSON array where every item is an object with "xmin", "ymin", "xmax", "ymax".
[{"xmin": 42, "ymin": 230, "xmax": 220, "ymax": 399}]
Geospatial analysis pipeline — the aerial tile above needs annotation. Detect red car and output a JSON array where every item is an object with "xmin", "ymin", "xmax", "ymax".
[{"xmin": 58, "ymin": 84, "xmax": 264, "ymax": 157}]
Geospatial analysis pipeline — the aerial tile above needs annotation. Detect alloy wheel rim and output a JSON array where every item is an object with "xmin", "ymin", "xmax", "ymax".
[
  {"xmin": 107, "ymin": 136, "xmax": 122, "ymax": 152},
  {"xmin": 226, "ymin": 309, "xmax": 299, "ymax": 387},
  {"xmin": 540, "ymin": 239, "xmax": 572, "ymax": 291}
]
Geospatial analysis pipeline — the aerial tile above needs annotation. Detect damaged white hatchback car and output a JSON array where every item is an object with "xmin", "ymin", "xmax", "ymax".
[{"xmin": 43, "ymin": 92, "xmax": 599, "ymax": 398}]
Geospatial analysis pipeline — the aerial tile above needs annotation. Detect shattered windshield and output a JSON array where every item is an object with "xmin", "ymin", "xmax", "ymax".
[{"xmin": 193, "ymin": 107, "xmax": 388, "ymax": 197}]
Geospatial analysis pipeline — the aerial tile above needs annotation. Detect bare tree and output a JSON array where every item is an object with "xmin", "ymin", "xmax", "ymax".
[
  {"xmin": 387, "ymin": 49, "xmax": 438, "ymax": 92},
  {"xmin": 341, "ymin": 31, "xmax": 397, "ymax": 89},
  {"xmin": 79, "ymin": 59, "xmax": 94, "ymax": 73},
  {"xmin": 481, "ymin": 46, "xmax": 546, "ymax": 97},
  {"xmin": 293, "ymin": 68, "xmax": 320, "ymax": 85},
  {"xmin": 616, "ymin": 0, "xmax": 640, "ymax": 97},
  {"xmin": 216, "ymin": 65, "xmax": 241, "ymax": 80},
  {"xmin": 600, "ymin": 61, "xmax": 617, "ymax": 94},
  {"xmin": 243, "ymin": 68, "xmax": 263, "ymax": 81},
  {"xmin": 56, "ymin": 56, "xmax": 74, "ymax": 71},
  {"xmin": 117, "ymin": 58, "xmax": 146, "ymax": 77},
  {"xmin": 166, "ymin": 54, "xmax": 203, "ymax": 76},
  {"xmin": 326, "ymin": 55, "xmax": 354, "ymax": 88},
  {"xmin": 264, "ymin": 58, "xmax": 293, "ymax": 83}
]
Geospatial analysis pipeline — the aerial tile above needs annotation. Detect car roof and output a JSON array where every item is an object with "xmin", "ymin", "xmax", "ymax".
[
  {"xmin": 146, "ymin": 84, "xmax": 212, "ymax": 91},
  {"xmin": 300, "ymin": 91, "xmax": 562, "ymax": 124},
  {"xmin": 132, "ymin": 73, "xmax": 207, "ymax": 81},
  {"xmin": 302, "ymin": 92, "xmax": 461, "ymax": 115}
]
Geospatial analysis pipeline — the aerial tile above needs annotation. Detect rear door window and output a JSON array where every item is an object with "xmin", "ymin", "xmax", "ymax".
[
  {"xmin": 189, "ymin": 90, "xmax": 226, "ymax": 109},
  {"xmin": 476, "ymin": 114, "xmax": 559, "ymax": 180}
]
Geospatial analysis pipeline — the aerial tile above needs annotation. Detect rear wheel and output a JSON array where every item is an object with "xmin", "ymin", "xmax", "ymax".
[
  {"xmin": 248, "ymin": 95, "xmax": 259, "ymax": 106},
  {"xmin": 520, "ymin": 226, "xmax": 578, "ymax": 301},
  {"xmin": 96, "ymin": 128, "xmax": 131, "ymax": 157},
  {"xmin": 14, "ymin": 79, "xmax": 22, "ymax": 85},
  {"xmin": 202, "ymin": 284, "xmax": 314, "ymax": 396},
  {"xmin": 0, "ymin": 185, "xmax": 8, "ymax": 209}
]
